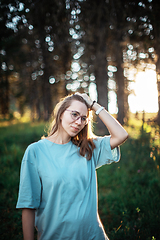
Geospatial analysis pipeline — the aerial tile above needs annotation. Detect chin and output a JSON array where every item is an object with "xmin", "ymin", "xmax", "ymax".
[
  {"xmin": 70, "ymin": 133, "xmax": 78, "ymax": 137},
  {"xmin": 69, "ymin": 131, "xmax": 79, "ymax": 137}
]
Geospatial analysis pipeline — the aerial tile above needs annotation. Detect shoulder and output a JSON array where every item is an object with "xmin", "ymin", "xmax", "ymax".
[
  {"xmin": 24, "ymin": 140, "xmax": 44, "ymax": 158},
  {"xmin": 22, "ymin": 140, "xmax": 46, "ymax": 164},
  {"xmin": 26, "ymin": 141, "xmax": 39, "ymax": 151},
  {"xmin": 93, "ymin": 135, "xmax": 111, "ymax": 147},
  {"xmin": 27, "ymin": 139, "xmax": 45, "ymax": 149}
]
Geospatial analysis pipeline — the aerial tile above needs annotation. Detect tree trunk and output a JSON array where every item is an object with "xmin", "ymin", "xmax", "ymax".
[
  {"xmin": 95, "ymin": 48, "xmax": 109, "ymax": 133},
  {"xmin": 0, "ymin": 73, "xmax": 9, "ymax": 117},
  {"xmin": 95, "ymin": 53, "xmax": 108, "ymax": 109},
  {"xmin": 40, "ymin": 38, "xmax": 53, "ymax": 121},
  {"xmin": 156, "ymin": 53, "xmax": 160, "ymax": 124},
  {"xmin": 150, "ymin": 1, "xmax": 160, "ymax": 124},
  {"xmin": 34, "ymin": 4, "xmax": 53, "ymax": 121},
  {"xmin": 115, "ymin": 42, "xmax": 125, "ymax": 125},
  {"xmin": 41, "ymin": 73, "xmax": 53, "ymax": 121},
  {"xmin": 29, "ymin": 77, "xmax": 42, "ymax": 121}
]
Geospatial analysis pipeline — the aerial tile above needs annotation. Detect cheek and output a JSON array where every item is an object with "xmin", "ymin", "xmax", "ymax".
[
  {"xmin": 61, "ymin": 116, "xmax": 72, "ymax": 128},
  {"xmin": 78, "ymin": 125, "xmax": 86, "ymax": 133}
]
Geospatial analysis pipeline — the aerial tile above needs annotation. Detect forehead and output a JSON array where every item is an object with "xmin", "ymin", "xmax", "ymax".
[{"xmin": 68, "ymin": 100, "xmax": 88, "ymax": 115}]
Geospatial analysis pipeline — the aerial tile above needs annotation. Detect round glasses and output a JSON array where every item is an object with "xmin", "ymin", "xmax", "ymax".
[{"xmin": 66, "ymin": 110, "xmax": 88, "ymax": 125}]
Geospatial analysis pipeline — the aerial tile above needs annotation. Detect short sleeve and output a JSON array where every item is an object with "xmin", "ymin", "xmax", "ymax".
[
  {"xmin": 93, "ymin": 136, "xmax": 120, "ymax": 169},
  {"xmin": 16, "ymin": 143, "xmax": 41, "ymax": 209}
]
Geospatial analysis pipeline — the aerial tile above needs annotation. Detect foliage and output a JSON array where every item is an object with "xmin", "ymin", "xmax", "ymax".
[
  {"xmin": 1, "ymin": 0, "xmax": 160, "ymax": 126},
  {"xmin": 0, "ymin": 0, "xmax": 72, "ymax": 120},
  {"xmin": 0, "ymin": 120, "xmax": 160, "ymax": 239},
  {"xmin": 0, "ymin": 122, "xmax": 45, "ymax": 239},
  {"xmin": 97, "ymin": 122, "xmax": 160, "ymax": 239}
]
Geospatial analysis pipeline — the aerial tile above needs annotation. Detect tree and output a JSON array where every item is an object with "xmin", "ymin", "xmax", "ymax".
[
  {"xmin": 0, "ymin": 0, "xmax": 72, "ymax": 120},
  {"xmin": 0, "ymin": 0, "xmax": 21, "ymax": 117},
  {"xmin": 107, "ymin": 0, "xmax": 128, "ymax": 125},
  {"xmin": 147, "ymin": 0, "xmax": 160, "ymax": 124},
  {"xmin": 121, "ymin": 0, "xmax": 159, "ymax": 123},
  {"xmin": 79, "ymin": 0, "xmax": 134, "ymax": 125},
  {"xmin": 19, "ymin": 0, "xmax": 72, "ymax": 120},
  {"xmin": 77, "ymin": 0, "xmax": 110, "ymax": 131}
]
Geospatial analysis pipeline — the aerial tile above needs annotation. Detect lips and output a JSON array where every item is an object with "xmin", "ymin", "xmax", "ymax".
[{"xmin": 71, "ymin": 126, "xmax": 80, "ymax": 132}]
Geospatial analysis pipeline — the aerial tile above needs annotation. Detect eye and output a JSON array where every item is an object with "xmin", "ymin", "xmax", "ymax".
[
  {"xmin": 71, "ymin": 112, "xmax": 79, "ymax": 118},
  {"xmin": 82, "ymin": 116, "xmax": 87, "ymax": 122}
]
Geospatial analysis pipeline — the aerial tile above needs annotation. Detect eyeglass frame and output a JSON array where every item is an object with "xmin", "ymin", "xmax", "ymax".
[{"xmin": 65, "ymin": 109, "xmax": 89, "ymax": 125}]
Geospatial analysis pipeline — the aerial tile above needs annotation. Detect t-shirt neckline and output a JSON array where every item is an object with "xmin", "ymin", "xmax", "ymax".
[{"xmin": 44, "ymin": 138, "xmax": 71, "ymax": 146}]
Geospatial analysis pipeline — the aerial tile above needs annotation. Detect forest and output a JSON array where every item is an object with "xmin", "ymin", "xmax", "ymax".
[
  {"xmin": 1, "ymin": 0, "xmax": 160, "ymax": 239},
  {"xmin": 1, "ymin": 0, "xmax": 160, "ymax": 127}
]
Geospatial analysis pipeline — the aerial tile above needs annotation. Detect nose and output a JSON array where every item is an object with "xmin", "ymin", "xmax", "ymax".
[{"xmin": 75, "ymin": 116, "xmax": 82, "ymax": 125}]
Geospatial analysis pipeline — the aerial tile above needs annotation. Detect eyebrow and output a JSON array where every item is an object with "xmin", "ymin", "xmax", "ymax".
[{"xmin": 68, "ymin": 110, "xmax": 87, "ymax": 117}]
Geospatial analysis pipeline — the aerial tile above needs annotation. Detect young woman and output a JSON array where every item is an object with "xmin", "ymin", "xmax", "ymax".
[{"xmin": 16, "ymin": 92, "xmax": 128, "ymax": 240}]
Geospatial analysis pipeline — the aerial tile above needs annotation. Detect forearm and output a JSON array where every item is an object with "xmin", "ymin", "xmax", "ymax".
[
  {"xmin": 92, "ymin": 102, "xmax": 128, "ymax": 149},
  {"xmin": 75, "ymin": 92, "xmax": 128, "ymax": 148},
  {"xmin": 22, "ymin": 208, "xmax": 35, "ymax": 240}
]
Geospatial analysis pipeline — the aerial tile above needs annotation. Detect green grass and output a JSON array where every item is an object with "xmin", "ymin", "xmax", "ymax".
[
  {"xmin": 97, "ymin": 123, "xmax": 160, "ymax": 240},
  {"xmin": 0, "ymin": 119, "xmax": 160, "ymax": 239},
  {"xmin": 0, "ymin": 122, "xmax": 46, "ymax": 240}
]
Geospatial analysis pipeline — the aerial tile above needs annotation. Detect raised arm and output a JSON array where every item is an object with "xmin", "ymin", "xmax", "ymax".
[
  {"xmin": 22, "ymin": 208, "xmax": 35, "ymax": 240},
  {"xmin": 76, "ymin": 93, "xmax": 128, "ymax": 149},
  {"xmin": 92, "ymin": 102, "xmax": 128, "ymax": 149}
]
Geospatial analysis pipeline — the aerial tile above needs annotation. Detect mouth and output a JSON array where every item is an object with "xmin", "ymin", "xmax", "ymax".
[{"xmin": 71, "ymin": 126, "xmax": 80, "ymax": 132}]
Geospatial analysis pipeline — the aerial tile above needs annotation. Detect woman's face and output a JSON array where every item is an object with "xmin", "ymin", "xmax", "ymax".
[{"xmin": 60, "ymin": 100, "xmax": 88, "ymax": 138}]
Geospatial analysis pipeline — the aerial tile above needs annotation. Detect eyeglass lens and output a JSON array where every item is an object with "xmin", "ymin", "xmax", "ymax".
[
  {"xmin": 71, "ymin": 112, "xmax": 87, "ymax": 123},
  {"xmin": 66, "ymin": 110, "xmax": 88, "ymax": 124}
]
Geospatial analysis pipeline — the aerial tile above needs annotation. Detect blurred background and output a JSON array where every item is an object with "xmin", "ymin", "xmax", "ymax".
[
  {"xmin": 0, "ymin": 0, "xmax": 160, "ymax": 127},
  {"xmin": 0, "ymin": 0, "xmax": 160, "ymax": 239}
]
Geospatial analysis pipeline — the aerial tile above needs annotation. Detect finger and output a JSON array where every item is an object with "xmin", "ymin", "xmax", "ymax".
[{"xmin": 74, "ymin": 92, "xmax": 81, "ymax": 96}]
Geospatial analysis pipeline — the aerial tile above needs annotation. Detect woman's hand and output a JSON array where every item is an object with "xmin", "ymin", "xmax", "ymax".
[{"xmin": 75, "ymin": 92, "xmax": 93, "ymax": 107}]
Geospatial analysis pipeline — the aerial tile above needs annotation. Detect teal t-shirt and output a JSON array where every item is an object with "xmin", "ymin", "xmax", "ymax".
[{"xmin": 16, "ymin": 136, "xmax": 120, "ymax": 240}]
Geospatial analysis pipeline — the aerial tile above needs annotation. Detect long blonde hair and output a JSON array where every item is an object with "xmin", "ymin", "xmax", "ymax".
[{"xmin": 48, "ymin": 94, "xmax": 95, "ymax": 160}]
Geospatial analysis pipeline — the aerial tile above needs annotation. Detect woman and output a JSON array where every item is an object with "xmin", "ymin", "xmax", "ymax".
[{"xmin": 16, "ymin": 93, "xmax": 128, "ymax": 240}]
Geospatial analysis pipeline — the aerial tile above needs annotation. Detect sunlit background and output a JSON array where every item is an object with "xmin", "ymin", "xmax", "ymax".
[
  {"xmin": 65, "ymin": 48, "xmax": 159, "ymax": 115},
  {"xmin": 88, "ymin": 67, "xmax": 158, "ymax": 114},
  {"xmin": 1, "ymin": 0, "xmax": 160, "ymax": 123},
  {"xmin": 128, "ymin": 69, "xmax": 158, "ymax": 113}
]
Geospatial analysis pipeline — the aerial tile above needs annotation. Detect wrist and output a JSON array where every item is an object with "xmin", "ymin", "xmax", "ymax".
[
  {"xmin": 91, "ymin": 102, "xmax": 100, "ymax": 111},
  {"xmin": 90, "ymin": 100, "xmax": 96, "ymax": 109},
  {"xmin": 91, "ymin": 102, "xmax": 105, "ymax": 115},
  {"xmin": 95, "ymin": 106, "xmax": 104, "ymax": 115}
]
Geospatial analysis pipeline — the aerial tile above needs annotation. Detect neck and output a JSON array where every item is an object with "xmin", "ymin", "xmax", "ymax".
[{"xmin": 48, "ymin": 131, "xmax": 71, "ymax": 144}]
